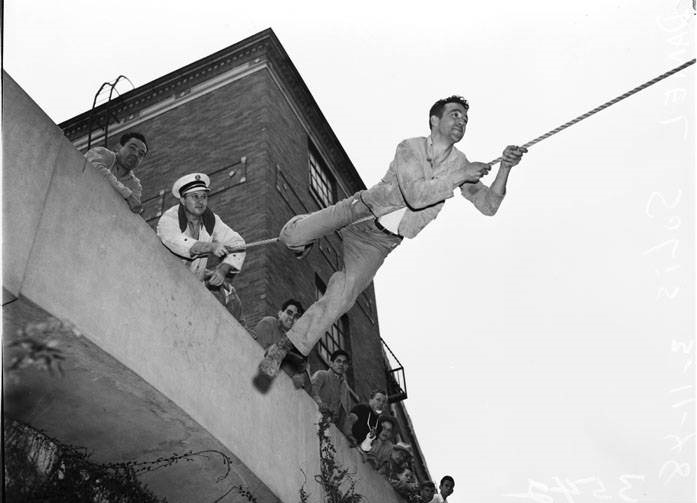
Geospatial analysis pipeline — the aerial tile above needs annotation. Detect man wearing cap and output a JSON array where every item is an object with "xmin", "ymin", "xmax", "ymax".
[
  {"xmin": 157, "ymin": 173, "xmax": 246, "ymax": 320},
  {"xmin": 85, "ymin": 132, "xmax": 148, "ymax": 214}
]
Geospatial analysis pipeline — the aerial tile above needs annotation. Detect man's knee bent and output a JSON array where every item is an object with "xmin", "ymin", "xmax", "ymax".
[{"xmin": 279, "ymin": 214, "xmax": 310, "ymax": 249}]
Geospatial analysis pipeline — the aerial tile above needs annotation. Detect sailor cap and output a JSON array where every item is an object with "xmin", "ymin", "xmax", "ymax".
[{"xmin": 172, "ymin": 173, "xmax": 211, "ymax": 198}]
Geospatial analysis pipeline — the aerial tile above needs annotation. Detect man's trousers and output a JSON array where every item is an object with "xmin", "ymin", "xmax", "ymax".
[{"xmin": 279, "ymin": 193, "xmax": 402, "ymax": 356}]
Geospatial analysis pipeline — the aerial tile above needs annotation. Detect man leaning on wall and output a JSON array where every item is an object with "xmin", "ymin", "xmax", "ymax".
[
  {"xmin": 254, "ymin": 299, "xmax": 310, "ymax": 390},
  {"xmin": 311, "ymin": 349, "xmax": 352, "ymax": 424},
  {"xmin": 84, "ymin": 132, "xmax": 148, "ymax": 214}
]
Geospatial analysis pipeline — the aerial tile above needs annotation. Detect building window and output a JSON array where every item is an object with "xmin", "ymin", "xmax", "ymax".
[
  {"xmin": 308, "ymin": 143, "xmax": 336, "ymax": 208},
  {"xmin": 315, "ymin": 275, "xmax": 349, "ymax": 367}
]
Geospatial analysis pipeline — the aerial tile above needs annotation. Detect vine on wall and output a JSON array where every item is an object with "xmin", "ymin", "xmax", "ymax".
[
  {"xmin": 299, "ymin": 412, "xmax": 364, "ymax": 503},
  {"xmin": 4, "ymin": 317, "xmax": 259, "ymax": 502},
  {"xmin": 3, "ymin": 419, "xmax": 259, "ymax": 503}
]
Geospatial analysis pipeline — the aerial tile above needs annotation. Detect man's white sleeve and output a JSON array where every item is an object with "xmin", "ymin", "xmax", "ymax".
[
  {"xmin": 460, "ymin": 181, "xmax": 504, "ymax": 216},
  {"xmin": 156, "ymin": 209, "xmax": 195, "ymax": 258},
  {"xmin": 85, "ymin": 147, "xmax": 133, "ymax": 199},
  {"xmin": 213, "ymin": 215, "xmax": 246, "ymax": 272}
]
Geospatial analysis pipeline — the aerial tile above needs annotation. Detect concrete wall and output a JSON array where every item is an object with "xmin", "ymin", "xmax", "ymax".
[{"xmin": 3, "ymin": 71, "xmax": 403, "ymax": 503}]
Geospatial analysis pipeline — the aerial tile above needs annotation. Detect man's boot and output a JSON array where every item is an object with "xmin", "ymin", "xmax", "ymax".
[{"xmin": 258, "ymin": 335, "xmax": 295, "ymax": 378}]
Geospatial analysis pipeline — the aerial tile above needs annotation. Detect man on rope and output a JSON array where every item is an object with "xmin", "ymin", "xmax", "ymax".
[{"xmin": 259, "ymin": 95, "xmax": 527, "ymax": 378}]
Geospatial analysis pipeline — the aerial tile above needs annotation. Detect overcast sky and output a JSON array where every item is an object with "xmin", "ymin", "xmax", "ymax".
[{"xmin": 5, "ymin": 1, "xmax": 695, "ymax": 502}]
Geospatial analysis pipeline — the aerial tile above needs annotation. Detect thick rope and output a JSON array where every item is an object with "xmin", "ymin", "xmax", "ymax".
[
  {"xmin": 230, "ymin": 59, "xmax": 696, "ymax": 252},
  {"xmin": 226, "ymin": 236, "xmax": 280, "ymax": 254},
  {"xmin": 488, "ymin": 58, "xmax": 695, "ymax": 165}
]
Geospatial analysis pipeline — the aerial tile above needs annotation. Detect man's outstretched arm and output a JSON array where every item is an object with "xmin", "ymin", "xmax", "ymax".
[
  {"xmin": 460, "ymin": 145, "xmax": 526, "ymax": 215},
  {"xmin": 488, "ymin": 145, "xmax": 527, "ymax": 196}
]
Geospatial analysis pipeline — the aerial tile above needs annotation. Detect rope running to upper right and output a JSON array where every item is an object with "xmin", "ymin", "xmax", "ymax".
[{"xmin": 488, "ymin": 58, "xmax": 696, "ymax": 165}]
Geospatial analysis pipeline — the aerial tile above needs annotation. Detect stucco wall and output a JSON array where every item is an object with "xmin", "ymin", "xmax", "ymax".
[{"xmin": 2, "ymin": 71, "xmax": 402, "ymax": 503}]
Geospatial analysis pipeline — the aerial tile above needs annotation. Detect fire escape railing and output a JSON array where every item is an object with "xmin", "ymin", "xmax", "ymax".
[{"xmin": 381, "ymin": 337, "xmax": 407, "ymax": 403}]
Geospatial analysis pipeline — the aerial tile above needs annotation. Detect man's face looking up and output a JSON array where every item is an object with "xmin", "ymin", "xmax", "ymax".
[
  {"xmin": 182, "ymin": 190, "xmax": 208, "ymax": 217},
  {"xmin": 278, "ymin": 304, "xmax": 300, "ymax": 331},
  {"xmin": 330, "ymin": 354, "xmax": 349, "ymax": 375},
  {"xmin": 116, "ymin": 138, "xmax": 147, "ymax": 171}
]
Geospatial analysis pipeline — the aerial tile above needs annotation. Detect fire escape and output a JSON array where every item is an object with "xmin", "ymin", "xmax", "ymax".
[{"xmin": 382, "ymin": 338, "xmax": 407, "ymax": 403}]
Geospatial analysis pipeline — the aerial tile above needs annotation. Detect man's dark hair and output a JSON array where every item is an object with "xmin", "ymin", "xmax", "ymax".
[
  {"xmin": 428, "ymin": 95, "xmax": 469, "ymax": 129},
  {"xmin": 281, "ymin": 298, "xmax": 304, "ymax": 316},
  {"xmin": 378, "ymin": 415, "xmax": 397, "ymax": 430},
  {"xmin": 120, "ymin": 132, "xmax": 148, "ymax": 150},
  {"xmin": 421, "ymin": 481, "xmax": 436, "ymax": 490},
  {"xmin": 330, "ymin": 349, "xmax": 350, "ymax": 362},
  {"xmin": 440, "ymin": 475, "xmax": 455, "ymax": 486},
  {"xmin": 369, "ymin": 388, "xmax": 387, "ymax": 399}
]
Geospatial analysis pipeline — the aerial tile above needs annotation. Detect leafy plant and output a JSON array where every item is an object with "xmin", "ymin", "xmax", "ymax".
[
  {"xmin": 5, "ymin": 317, "xmax": 80, "ymax": 379},
  {"xmin": 5, "ymin": 320, "xmax": 259, "ymax": 502},
  {"xmin": 300, "ymin": 412, "xmax": 364, "ymax": 503}
]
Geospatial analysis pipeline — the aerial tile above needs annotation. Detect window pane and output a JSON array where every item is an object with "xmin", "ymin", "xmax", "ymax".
[
  {"xmin": 315, "ymin": 275, "xmax": 349, "ymax": 368},
  {"xmin": 309, "ymin": 150, "xmax": 335, "ymax": 207}
]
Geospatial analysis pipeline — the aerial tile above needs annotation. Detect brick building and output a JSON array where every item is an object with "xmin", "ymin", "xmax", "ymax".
[{"xmin": 59, "ymin": 28, "xmax": 430, "ymax": 483}]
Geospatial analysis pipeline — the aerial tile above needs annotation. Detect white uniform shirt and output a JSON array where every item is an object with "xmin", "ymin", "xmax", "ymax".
[{"xmin": 156, "ymin": 205, "xmax": 245, "ymax": 280}]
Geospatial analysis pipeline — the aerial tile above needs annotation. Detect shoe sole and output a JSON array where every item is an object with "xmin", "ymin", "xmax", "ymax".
[{"xmin": 258, "ymin": 356, "xmax": 281, "ymax": 378}]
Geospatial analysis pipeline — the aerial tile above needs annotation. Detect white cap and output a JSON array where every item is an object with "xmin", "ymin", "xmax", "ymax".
[{"xmin": 171, "ymin": 173, "xmax": 211, "ymax": 198}]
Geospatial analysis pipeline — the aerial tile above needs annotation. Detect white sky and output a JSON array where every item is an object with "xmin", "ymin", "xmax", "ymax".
[{"xmin": 5, "ymin": 1, "xmax": 695, "ymax": 502}]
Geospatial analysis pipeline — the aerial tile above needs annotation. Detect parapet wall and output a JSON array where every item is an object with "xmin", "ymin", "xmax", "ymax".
[{"xmin": 2, "ymin": 71, "xmax": 402, "ymax": 503}]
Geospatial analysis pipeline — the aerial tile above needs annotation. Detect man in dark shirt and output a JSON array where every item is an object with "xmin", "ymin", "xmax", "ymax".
[{"xmin": 345, "ymin": 389, "xmax": 387, "ymax": 449}]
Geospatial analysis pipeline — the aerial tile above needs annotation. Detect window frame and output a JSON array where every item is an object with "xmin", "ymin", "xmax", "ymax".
[
  {"xmin": 314, "ymin": 275, "xmax": 350, "ymax": 369},
  {"xmin": 308, "ymin": 143, "xmax": 336, "ymax": 209}
]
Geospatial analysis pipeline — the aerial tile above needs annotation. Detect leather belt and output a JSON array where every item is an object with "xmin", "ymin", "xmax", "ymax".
[{"xmin": 374, "ymin": 219, "xmax": 402, "ymax": 238}]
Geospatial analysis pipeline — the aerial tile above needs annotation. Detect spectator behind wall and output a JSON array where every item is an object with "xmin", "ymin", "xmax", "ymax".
[
  {"xmin": 417, "ymin": 481, "xmax": 436, "ymax": 503},
  {"xmin": 366, "ymin": 415, "xmax": 397, "ymax": 469},
  {"xmin": 254, "ymin": 299, "xmax": 310, "ymax": 391},
  {"xmin": 311, "ymin": 349, "xmax": 351, "ymax": 425},
  {"xmin": 378, "ymin": 442, "xmax": 418, "ymax": 498},
  {"xmin": 429, "ymin": 475, "xmax": 455, "ymax": 502},
  {"xmin": 345, "ymin": 389, "xmax": 387, "ymax": 449},
  {"xmin": 84, "ymin": 132, "xmax": 148, "ymax": 214},
  {"xmin": 156, "ymin": 173, "xmax": 246, "ymax": 323}
]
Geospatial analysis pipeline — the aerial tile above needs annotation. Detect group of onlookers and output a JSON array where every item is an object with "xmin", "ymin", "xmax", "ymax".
[
  {"xmin": 85, "ymin": 133, "xmax": 455, "ymax": 502},
  {"xmin": 252, "ymin": 302, "xmax": 454, "ymax": 502},
  {"xmin": 86, "ymin": 132, "xmax": 249, "ymax": 322}
]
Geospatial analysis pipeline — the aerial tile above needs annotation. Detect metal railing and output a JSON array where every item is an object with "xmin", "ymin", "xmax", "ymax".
[{"xmin": 381, "ymin": 337, "xmax": 407, "ymax": 402}]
